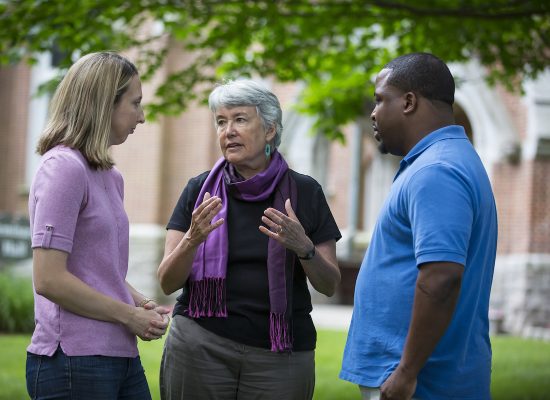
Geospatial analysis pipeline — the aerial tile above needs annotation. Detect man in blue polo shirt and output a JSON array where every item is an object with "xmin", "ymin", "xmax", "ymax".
[{"xmin": 340, "ymin": 53, "xmax": 498, "ymax": 400}]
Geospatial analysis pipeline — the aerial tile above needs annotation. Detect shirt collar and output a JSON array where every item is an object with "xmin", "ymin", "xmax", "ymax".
[{"xmin": 395, "ymin": 125, "xmax": 468, "ymax": 180}]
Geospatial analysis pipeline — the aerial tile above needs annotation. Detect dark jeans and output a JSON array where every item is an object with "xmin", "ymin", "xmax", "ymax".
[{"xmin": 26, "ymin": 346, "xmax": 152, "ymax": 400}]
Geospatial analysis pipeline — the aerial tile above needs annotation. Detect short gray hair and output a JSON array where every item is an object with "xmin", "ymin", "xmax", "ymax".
[{"xmin": 208, "ymin": 79, "xmax": 283, "ymax": 147}]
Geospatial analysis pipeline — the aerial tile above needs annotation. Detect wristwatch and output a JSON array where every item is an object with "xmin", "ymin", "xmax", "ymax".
[{"xmin": 298, "ymin": 245, "xmax": 316, "ymax": 260}]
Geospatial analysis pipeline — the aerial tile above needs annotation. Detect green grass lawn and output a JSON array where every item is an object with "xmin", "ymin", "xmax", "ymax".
[{"xmin": 2, "ymin": 332, "xmax": 549, "ymax": 399}]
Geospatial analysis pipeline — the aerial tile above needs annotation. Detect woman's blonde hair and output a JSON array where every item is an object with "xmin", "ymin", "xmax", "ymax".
[{"xmin": 37, "ymin": 52, "xmax": 138, "ymax": 169}]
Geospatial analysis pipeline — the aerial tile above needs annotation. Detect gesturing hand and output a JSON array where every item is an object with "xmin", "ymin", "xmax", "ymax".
[
  {"xmin": 259, "ymin": 199, "xmax": 314, "ymax": 258},
  {"xmin": 186, "ymin": 192, "xmax": 224, "ymax": 247}
]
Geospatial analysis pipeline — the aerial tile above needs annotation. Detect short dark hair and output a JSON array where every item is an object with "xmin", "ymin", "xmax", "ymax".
[{"xmin": 384, "ymin": 52, "xmax": 455, "ymax": 106}]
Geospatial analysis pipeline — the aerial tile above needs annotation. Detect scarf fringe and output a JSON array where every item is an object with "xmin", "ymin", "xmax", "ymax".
[
  {"xmin": 188, "ymin": 278, "xmax": 227, "ymax": 318},
  {"xmin": 270, "ymin": 312, "xmax": 292, "ymax": 352}
]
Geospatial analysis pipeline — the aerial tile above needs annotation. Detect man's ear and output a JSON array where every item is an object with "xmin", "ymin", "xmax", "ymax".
[{"xmin": 403, "ymin": 92, "xmax": 418, "ymax": 115}]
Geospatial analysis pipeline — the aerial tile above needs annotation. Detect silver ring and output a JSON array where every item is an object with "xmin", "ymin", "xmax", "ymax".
[{"xmin": 277, "ymin": 225, "xmax": 283, "ymax": 234}]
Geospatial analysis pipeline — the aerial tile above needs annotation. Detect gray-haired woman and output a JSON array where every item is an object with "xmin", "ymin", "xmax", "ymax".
[{"xmin": 158, "ymin": 79, "xmax": 342, "ymax": 399}]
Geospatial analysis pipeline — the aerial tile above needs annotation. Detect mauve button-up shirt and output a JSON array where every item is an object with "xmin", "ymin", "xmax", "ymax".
[{"xmin": 28, "ymin": 145, "xmax": 138, "ymax": 357}]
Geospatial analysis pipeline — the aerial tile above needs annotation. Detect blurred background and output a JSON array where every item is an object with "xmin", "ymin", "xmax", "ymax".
[{"xmin": 1, "ymin": 0, "xmax": 549, "ymax": 346}]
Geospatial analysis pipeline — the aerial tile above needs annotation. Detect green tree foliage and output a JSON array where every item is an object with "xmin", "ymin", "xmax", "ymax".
[{"xmin": 1, "ymin": 0, "xmax": 549, "ymax": 141}]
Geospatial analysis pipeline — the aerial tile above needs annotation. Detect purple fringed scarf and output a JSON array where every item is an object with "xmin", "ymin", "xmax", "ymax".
[{"xmin": 189, "ymin": 150, "xmax": 297, "ymax": 352}]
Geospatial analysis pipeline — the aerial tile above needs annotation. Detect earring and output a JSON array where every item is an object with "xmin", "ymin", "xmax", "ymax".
[{"xmin": 265, "ymin": 143, "xmax": 271, "ymax": 158}]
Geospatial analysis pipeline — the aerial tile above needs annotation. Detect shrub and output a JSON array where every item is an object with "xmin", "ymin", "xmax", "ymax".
[{"xmin": 0, "ymin": 271, "xmax": 35, "ymax": 333}]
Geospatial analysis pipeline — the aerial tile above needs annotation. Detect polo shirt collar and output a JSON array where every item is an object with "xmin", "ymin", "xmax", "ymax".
[{"xmin": 395, "ymin": 125, "xmax": 468, "ymax": 180}]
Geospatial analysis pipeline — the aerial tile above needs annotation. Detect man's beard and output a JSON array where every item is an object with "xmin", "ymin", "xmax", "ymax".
[{"xmin": 377, "ymin": 141, "xmax": 389, "ymax": 154}]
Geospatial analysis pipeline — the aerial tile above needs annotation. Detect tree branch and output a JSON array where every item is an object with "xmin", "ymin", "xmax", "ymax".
[
  {"xmin": 193, "ymin": 0, "xmax": 550, "ymax": 20},
  {"xmin": 370, "ymin": 0, "xmax": 550, "ymax": 19}
]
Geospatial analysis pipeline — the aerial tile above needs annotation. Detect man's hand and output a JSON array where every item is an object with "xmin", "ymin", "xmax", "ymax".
[{"xmin": 380, "ymin": 366, "xmax": 417, "ymax": 400}]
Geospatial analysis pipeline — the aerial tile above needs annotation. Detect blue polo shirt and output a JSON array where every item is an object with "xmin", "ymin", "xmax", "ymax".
[{"xmin": 340, "ymin": 125, "xmax": 497, "ymax": 399}]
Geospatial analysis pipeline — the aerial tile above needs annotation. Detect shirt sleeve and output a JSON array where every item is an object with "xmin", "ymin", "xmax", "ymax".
[
  {"xmin": 407, "ymin": 163, "xmax": 474, "ymax": 267},
  {"xmin": 30, "ymin": 154, "xmax": 88, "ymax": 253},
  {"xmin": 297, "ymin": 174, "xmax": 342, "ymax": 245}
]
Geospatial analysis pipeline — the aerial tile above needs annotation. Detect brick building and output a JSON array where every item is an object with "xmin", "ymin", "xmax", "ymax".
[{"xmin": 1, "ymin": 52, "xmax": 549, "ymax": 339}]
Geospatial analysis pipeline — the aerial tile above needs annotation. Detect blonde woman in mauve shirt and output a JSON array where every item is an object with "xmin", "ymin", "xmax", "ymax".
[{"xmin": 26, "ymin": 52, "xmax": 170, "ymax": 400}]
